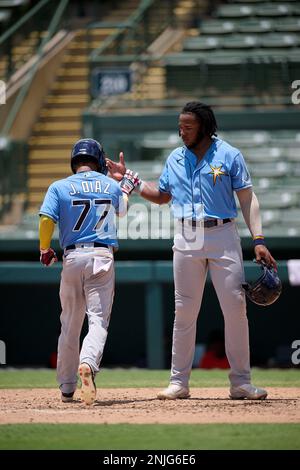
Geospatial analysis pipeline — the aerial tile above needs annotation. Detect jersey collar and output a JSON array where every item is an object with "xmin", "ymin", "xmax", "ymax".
[{"xmin": 183, "ymin": 137, "xmax": 220, "ymax": 170}]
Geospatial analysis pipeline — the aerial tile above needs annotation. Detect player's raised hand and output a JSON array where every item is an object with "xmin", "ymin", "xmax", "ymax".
[{"xmin": 106, "ymin": 152, "xmax": 126, "ymax": 181}]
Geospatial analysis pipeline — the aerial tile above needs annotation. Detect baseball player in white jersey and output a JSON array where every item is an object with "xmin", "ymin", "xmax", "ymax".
[
  {"xmin": 107, "ymin": 101, "xmax": 277, "ymax": 400},
  {"xmin": 39, "ymin": 138, "xmax": 139, "ymax": 404}
]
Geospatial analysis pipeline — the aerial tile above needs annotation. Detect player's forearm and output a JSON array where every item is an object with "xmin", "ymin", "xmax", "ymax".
[
  {"xmin": 39, "ymin": 215, "xmax": 55, "ymax": 249},
  {"xmin": 238, "ymin": 190, "xmax": 263, "ymax": 238},
  {"xmin": 138, "ymin": 181, "xmax": 171, "ymax": 205}
]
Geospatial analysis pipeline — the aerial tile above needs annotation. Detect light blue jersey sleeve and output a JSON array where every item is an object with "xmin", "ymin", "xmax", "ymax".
[
  {"xmin": 159, "ymin": 161, "xmax": 170, "ymax": 193},
  {"xmin": 230, "ymin": 152, "xmax": 252, "ymax": 191},
  {"xmin": 40, "ymin": 183, "xmax": 59, "ymax": 222}
]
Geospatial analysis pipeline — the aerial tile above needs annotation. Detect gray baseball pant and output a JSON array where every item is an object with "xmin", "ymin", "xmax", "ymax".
[
  {"xmin": 57, "ymin": 247, "xmax": 114, "ymax": 394},
  {"xmin": 171, "ymin": 221, "xmax": 251, "ymax": 388}
]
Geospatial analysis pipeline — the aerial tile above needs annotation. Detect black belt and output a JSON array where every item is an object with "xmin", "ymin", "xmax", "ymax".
[
  {"xmin": 181, "ymin": 218, "xmax": 231, "ymax": 228},
  {"xmin": 65, "ymin": 242, "xmax": 109, "ymax": 250}
]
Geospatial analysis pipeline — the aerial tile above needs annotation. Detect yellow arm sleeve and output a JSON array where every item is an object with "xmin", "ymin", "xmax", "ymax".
[{"xmin": 39, "ymin": 216, "xmax": 55, "ymax": 250}]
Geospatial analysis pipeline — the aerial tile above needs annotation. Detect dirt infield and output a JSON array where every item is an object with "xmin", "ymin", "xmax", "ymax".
[{"xmin": 0, "ymin": 388, "xmax": 299, "ymax": 424}]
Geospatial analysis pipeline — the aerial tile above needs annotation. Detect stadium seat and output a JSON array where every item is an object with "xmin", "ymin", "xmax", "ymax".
[
  {"xmin": 247, "ymin": 161, "xmax": 290, "ymax": 178},
  {"xmin": 229, "ymin": 0, "xmax": 267, "ymax": 3},
  {"xmin": 237, "ymin": 19, "xmax": 273, "ymax": 33},
  {"xmin": 274, "ymin": 18, "xmax": 300, "ymax": 32},
  {"xmin": 285, "ymin": 148, "xmax": 300, "ymax": 162},
  {"xmin": 280, "ymin": 209, "xmax": 300, "ymax": 225},
  {"xmin": 269, "ymin": 130, "xmax": 300, "ymax": 145},
  {"xmin": 222, "ymin": 34, "xmax": 259, "ymax": 48},
  {"xmin": 0, "ymin": 0, "xmax": 29, "ymax": 6},
  {"xmin": 256, "ymin": 3, "xmax": 293, "ymax": 16},
  {"xmin": 183, "ymin": 36, "xmax": 220, "ymax": 51},
  {"xmin": 252, "ymin": 177, "xmax": 275, "ymax": 190},
  {"xmin": 260, "ymin": 209, "xmax": 281, "ymax": 227},
  {"xmin": 220, "ymin": 131, "xmax": 271, "ymax": 147},
  {"xmin": 293, "ymin": 4, "xmax": 300, "ymax": 15},
  {"xmin": 292, "ymin": 163, "xmax": 300, "ymax": 177},
  {"xmin": 216, "ymin": 5, "xmax": 253, "ymax": 18},
  {"xmin": 244, "ymin": 146, "xmax": 282, "ymax": 162},
  {"xmin": 254, "ymin": 190, "xmax": 298, "ymax": 209},
  {"xmin": 261, "ymin": 33, "xmax": 299, "ymax": 48},
  {"xmin": 201, "ymin": 20, "xmax": 236, "ymax": 35}
]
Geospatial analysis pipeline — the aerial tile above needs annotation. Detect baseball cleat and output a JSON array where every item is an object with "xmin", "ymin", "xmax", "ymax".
[
  {"xmin": 229, "ymin": 383, "xmax": 268, "ymax": 400},
  {"xmin": 78, "ymin": 363, "xmax": 96, "ymax": 405},
  {"xmin": 61, "ymin": 392, "xmax": 74, "ymax": 403},
  {"xmin": 157, "ymin": 384, "xmax": 190, "ymax": 400}
]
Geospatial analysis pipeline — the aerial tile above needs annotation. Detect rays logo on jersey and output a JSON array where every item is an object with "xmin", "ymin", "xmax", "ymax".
[{"xmin": 208, "ymin": 164, "xmax": 228, "ymax": 185}]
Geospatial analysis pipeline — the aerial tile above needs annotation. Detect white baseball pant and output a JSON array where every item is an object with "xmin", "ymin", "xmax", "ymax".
[
  {"xmin": 57, "ymin": 247, "xmax": 114, "ymax": 394},
  {"xmin": 171, "ymin": 221, "xmax": 251, "ymax": 388}
]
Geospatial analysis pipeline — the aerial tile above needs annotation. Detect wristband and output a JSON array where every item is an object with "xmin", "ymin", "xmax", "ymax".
[{"xmin": 253, "ymin": 235, "xmax": 266, "ymax": 246}]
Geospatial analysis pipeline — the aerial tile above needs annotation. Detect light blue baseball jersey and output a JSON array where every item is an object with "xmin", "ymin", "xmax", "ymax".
[
  {"xmin": 40, "ymin": 171, "xmax": 124, "ymax": 249},
  {"xmin": 159, "ymin": 137, "xmax": 252, "ymax": 220}
]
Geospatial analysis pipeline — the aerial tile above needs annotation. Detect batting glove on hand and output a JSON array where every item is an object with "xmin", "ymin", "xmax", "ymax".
[
  {"xmin": 120, "ymin": 169, "xmax": 140, "ymax": 196},
  {"xmin": 40, "ymin": 248, "xmax": 58, "ymax": 267}
]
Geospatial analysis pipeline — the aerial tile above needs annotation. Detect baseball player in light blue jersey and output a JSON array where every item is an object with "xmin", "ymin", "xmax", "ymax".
[
  {"xmin": 107, "ymin": 102, "xmax": 277, "ymax": 401},
  {"xmin": 39, "ymin": 138, "xmax": 139, "ymax": 405}
]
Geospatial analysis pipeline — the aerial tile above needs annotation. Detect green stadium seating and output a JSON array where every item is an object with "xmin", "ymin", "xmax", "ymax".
[
  {"xmin": 200, "ymin": 18, "xmax": 289, "ymax": 35},
  {"xmin": 256, "ymin": 3, "xmax": 293, "ymax": 16},
  {"xmin": 280, "ymin": 209, "xmax": 300, "ymax": 225},
  {"xmin": 217, "ymin": 2, "xmax": 299, "ymax": 18},
  {"xmin": 247, "ymin": 161, "xmax": 290, "ymax": 178},
  {"xmin": 219, "ymin": 130, "xmax": 271, "ymax": 147},
  {"xmin": 292, "ymin": 4, "xmax": 300, "ymax": 14},
  {"xmin": 0, "ymin": 0, "xmax": 29, "ymax": 6},
  {"xmin": 292, "ymin": 163, "xmax": 300, "ymax": 176},
  {"xmin": 268, "ymin": 130, "xmax": 300, "ymax": 145},
  {"xmin": 252, "ymin": 177, "xmax": 275, "ymax": 190},
  {"xmin": 244, "ymin": 147, "xmax": 282, "ymax": 162},
  {"xmin": 274, "ymin": 17, "xmax": 300, "ymax": 32},
  {"xmin": 201, "ymin": 20, "xmax": 236, "ymax": 34},
  {"xmin": 238, "ymin": 19, "xmax": 273, "ymax": 33},
  {"xmin": 230, "ymin": 0, "xmax": 269, "ymax": 3},
  {"xmin": 217, "ymin": 4, "xmax": 254, "ymax": 18},
  {"xmin": 285, "ymin": 149, "xmax": 300, "ymax": 161},
  {"xmin": 222, "ymin": 34, "xmax": 259, "ymax": 48},
  {"xmin": 261, "ymin": 33, "xmax": 299, "ymax": 47},
  {"xmin": 183, "ymin": 36, "xmax": 220, "ymax": 51},
  {"xmin": 184, "ymin": 33, "xmax": 299, "ymax": 52},
  {"xmin": 254, "ymin": 190, "xmax": 298, "ymax": 209}
]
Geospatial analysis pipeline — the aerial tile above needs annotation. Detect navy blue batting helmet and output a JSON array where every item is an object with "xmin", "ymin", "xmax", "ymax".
[
  {"xmin": 71, "ymin": 138, "xmax": 107, "ymax": 174},
  {"xmin": 242, "ymin": 262, "xmax": 282, "ymax": 307}
]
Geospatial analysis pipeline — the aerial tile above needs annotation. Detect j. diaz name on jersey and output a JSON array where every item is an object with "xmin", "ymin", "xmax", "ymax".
[{"xmin": 69, "ymin": 180, "xmax": 111, "ymax": 196}]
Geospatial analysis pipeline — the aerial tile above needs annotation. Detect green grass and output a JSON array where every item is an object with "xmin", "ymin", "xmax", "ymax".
[
  {"xmin": 0, "ymin": 368, "xmax": 299, "ymax": 389},
  {"xmin": 0, "ymin": 423, "xmax": 299, "ymax": 450}
]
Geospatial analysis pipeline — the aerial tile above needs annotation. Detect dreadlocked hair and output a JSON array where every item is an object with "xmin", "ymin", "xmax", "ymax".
[{"xmin": 181, "ymin": 102, "xmax": 218, "ymax": 137}]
